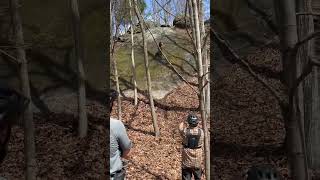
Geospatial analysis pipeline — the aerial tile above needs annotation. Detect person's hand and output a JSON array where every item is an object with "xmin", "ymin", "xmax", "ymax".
[{"xmin": 179, "ymin": 121, "xmax": 185, "ymax": 132}]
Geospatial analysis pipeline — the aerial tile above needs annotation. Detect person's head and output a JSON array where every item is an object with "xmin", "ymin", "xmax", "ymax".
[
  {"xmin": 187, "ymin": 114, "xmax": 198, "ymax": 128},
  {"xmin": 109, "ymin": 89, "xmax": 118, "ymax": 113}
]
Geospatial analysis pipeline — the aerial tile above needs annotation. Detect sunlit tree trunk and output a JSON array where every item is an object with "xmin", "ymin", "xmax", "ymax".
[
  {"xmin": 199, "ymin": 0, "xmax": 210, "ymax": 120},
  {"xmin": 190, "ymin": 0, "xmax": 210, "ymax": 178},
  {"xmin": 129, "ymin": 0, "xmax": 138, "ymax": 106},
  {"xmin": 133, "ymin": 0, "xmax": 160, "ymax": 137},
  {"xmin": 110, "ymin": 6, "xmax": 122, "ymax": 120}
]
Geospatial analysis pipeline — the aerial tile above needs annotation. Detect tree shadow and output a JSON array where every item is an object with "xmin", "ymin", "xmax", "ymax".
[
  {"xmin": 212, "ymin": 141, "xmax": 286, "ymax": 160},
  {"xmin": 129, "ymin": 160, "xmax": 172, "ymax": 180}
]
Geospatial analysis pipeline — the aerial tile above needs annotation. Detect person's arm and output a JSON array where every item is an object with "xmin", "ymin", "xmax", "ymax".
[{"xmin": 116, "ymin": 121, "xmax": 132, "ymax": 159}]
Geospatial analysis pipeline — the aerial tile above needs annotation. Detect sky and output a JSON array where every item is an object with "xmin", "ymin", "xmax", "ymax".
[
  {"xmin": 144, "ymin": 0, "xmax": 210, "ymax": 22},
  {"xmin": 114, "ymin": 0, "xmax": 211, "ymax": 35}
]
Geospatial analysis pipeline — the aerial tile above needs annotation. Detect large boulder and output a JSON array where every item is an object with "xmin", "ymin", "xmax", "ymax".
[{"xmin": 173, "ymin": 15, "xmax": 191, "ymax": 29}]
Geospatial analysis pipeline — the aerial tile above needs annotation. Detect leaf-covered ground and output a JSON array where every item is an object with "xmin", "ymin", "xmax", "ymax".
[
  {"xmin": 1, "ymin": 46, "xmax": 320, "ymax": 179},
  {"xmin": 212, "ymin": 47, "xmax": 320, "ymax": 180},
  {"xmin": 112, "ymin": 79, "xmax": 207, "ymax": 180},
  {"xmin": 0, "ymin": 103, "xmax": 108, "ymax": 179},
  {"xmin": 111, "ymin": 47, "xmax": 320, "ymax": 180}
]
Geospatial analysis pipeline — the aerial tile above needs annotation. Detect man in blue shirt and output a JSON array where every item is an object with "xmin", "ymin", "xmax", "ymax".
[{"xmin": 109, "ymin": 90, "xmax": 132, "ymax": 180}]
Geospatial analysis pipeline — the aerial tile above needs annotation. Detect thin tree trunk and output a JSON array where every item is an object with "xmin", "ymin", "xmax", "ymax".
[
  {"xmin": 70, "ymin": 0, "xmax": 88, "ymax": 138},
  {"xmin": 129, "ymin": 0, "xmax": 138, "ymax": 106},
  {"xmin": 191, "ymin": 0, "xmax": 210, "ymax": 178},
  {"xmin": 133, "ymin": 0, "xmax": 160, "ymax": 137},
  {"xmin": 11, "ymin": 0, "xmax": 37, "ymax": 178},
  {"xmin": 199, "ymin": 0, "xmax": 210, "ymax": 120},
  {"xmin": 274, "ymin": 0, "xmax": 308, "ymax": 179},
  {"xmin": 110, "ymin": 11, "xmax": 122, "ymax": 120},
  {"xmin": 188, "ymin": 0, "xmax": 196, "ymax": 46}
]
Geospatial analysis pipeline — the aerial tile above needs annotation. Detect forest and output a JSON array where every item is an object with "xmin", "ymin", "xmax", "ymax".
[
  {"xmin": 0, "ymin": 0, "xmax": 107, "ymax": 179},
  {"xmin": 0, "ymin": 0, "xmax": 319, "ymax": 179}
]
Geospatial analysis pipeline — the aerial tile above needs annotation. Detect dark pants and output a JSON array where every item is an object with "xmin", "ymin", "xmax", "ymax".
[
  {"xmin": 111, "ymin": 169, "xmax": 125, "ymax": 180},
  {"xmin": 182, "ymin": 167, "xmax": 202, "ymax": 180}
]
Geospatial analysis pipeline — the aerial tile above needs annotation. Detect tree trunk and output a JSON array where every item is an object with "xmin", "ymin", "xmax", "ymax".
[
  {"xmin": 112, "ymin": 29, "xmax": 122, "ymax": 120},
  {"xmin": 188, "ymin": 0, "xmax": 196, "ymax": 45},
  {"xmin": 274, "ymin": 0, "xmax": 308, "ymax": 179},
  {"xmin": 133, "ymin": 0, "xmax": 160, "ymax": 137},
  {"xmin": 70, "ymin": 0, "xmax": 88, "ymax": 138},
  {"xmin": 110, "ymin": 3, "xmax": 122, "ymax": 120},
  {"xmin": 190, "ymin": 0, "xmax": 210, "ymax": 178},
  {"xmin": 129, "ymin": 0, "xmax": 138, "ymax": 106},
  {"xmin": 305, "ymin": 1, "xmax": 320, "ymax": 169},
  {"xmin": 199, "ymin": 0, "xmax": 210, "ymax": 120},
  {"xmin": 11, "ymin": 0, "xmax": 37, "ymax": 178}
]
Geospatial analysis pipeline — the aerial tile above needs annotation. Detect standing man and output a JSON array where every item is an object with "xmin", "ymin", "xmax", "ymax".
[
  {"xmin": 179, "ymin": 114, "xmax": 204, "ymax": 180},
  {"xmin": 109, "ymin": 89, "xmax": 132, "ymax": 180}
]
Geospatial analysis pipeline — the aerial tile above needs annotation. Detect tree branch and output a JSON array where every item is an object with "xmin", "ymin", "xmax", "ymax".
[
  {"xmin": 212, "ymin": 28, "xmax": 284, "ymax": 106},
  {"xmin": 290, "ymin": 57, "xmax": 320, "ymax": 98},
  {"xmin": 0, "ymin": 49, "xmax": 21, "ymax": 64},
  {"xmin": 295, "ymin": 31, "xmax": 320, "ymax": 48},
  {"xmin": 296, "ymin": 12, "xmax": 320, "ymax": 17},
  {"xmin": 141, "ymin": 12, "xmax": 199, "ymax": 94},
  {"xmin": 245, "ymin": 0, "xmax": 279, "ymax": 35}
]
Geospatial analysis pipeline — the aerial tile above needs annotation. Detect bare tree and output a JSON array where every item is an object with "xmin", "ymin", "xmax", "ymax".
[
  {"xmin": 110, "ymin": 1, "xmax": 122, "ymax": 120},
  {"xmin": 11, "ymin": 0, "xmax": 37, "ymax": 178},
  {"xmin": 70, "ymin": 0, "xmax": 88, "ymax": 138},
  {"xmin": 198, "ymin": 0, "xmax": 210, "ymax": 120},
  {"xmin": 189, "ymin": 0, "xmax": 210, "ymax": 178},
  {"xmin": 133, "ymin": 0, "xmax": 160, "ymax": 137},
  {"xmin": 129, "ymin": 0, "xmax": 138, "ymax": 106}
]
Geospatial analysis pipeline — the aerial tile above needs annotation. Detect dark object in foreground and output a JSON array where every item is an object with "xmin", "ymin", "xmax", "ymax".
[
  {"xmin": 246, "ymin": 164, "xmax": 281, "ymax": 180},
  {"xmin": 0, "ymin": 86, "xmax": 29, "ymax": 163}
]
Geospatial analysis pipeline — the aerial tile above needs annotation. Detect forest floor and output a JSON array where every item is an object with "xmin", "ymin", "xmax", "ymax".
[
  {"xmin": 112, "ymin": 47, "xmax": 320, "ymax": 180},
  {"xmin": 211, "ymin": 47, "xmax": 320, "ymax": 180},
  {"xmin": 111, "ymin": 78, "xmax": 206, "ymax": 180},
  {"xmin": 1, "ymin": 46, "xmax": 320, "ymax": 179},
  {"xmin": 0, "ymin": 103, "xmax": 107, "ymax": 179}
]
